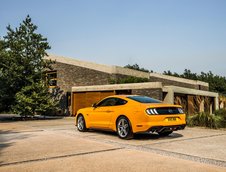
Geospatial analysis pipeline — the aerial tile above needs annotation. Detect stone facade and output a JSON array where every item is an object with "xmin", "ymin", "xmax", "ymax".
[
  {"xmin": 132, "ymin": 89, "xmax": 162, "ymax": 100},
  {"xmin": 53, "ymin": 62, "xmax": 150, "ymax": 92},
  {"xmin": 52, "ymin": 62, "xmax": 112, "ymax": 92}
]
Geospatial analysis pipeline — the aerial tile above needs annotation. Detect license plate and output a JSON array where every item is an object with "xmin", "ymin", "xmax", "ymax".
[{"xmin": 167, "ymin": 117, "xmax": 177, "ymax": 121}]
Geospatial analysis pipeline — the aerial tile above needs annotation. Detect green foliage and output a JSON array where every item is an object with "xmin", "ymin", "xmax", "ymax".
[
  {"xmin": 163, "ymin": 69, "xmax": 226, "ymax": 94},
  {"xmin": 110, "ymin": 76, "xmax": 149, "ymax": 84},
  {"xmin": 214, "ymin": 109, "xmax": 226, "ymax": 128},
  {"xmin": 187, "ymin": 112, "xmax": 223, "ymax": 129},
  {"xmin": 0, "ymin": 15, "xmax": 58, "ymax": 115},
  {"xmin": 13, "ymin": 81, "xmax": 59, "ymax": 117},
  {"xmin": 124, "ymin": 64, "xmax": 150, "ymax": 73}
]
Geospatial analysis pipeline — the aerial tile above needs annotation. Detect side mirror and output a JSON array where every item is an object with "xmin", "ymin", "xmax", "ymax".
[{"xmin": 92, "ymin": 103, "xmax": 97, "ymax": 108}]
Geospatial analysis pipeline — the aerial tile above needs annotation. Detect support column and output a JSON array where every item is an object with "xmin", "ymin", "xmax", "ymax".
[
  {"xmin": 163, "ymin": 88, "xmax": 174, "ymax": 104},
  {"xmin": 214, "ymin": 96, "xmax": 219, "ymax": 111}
]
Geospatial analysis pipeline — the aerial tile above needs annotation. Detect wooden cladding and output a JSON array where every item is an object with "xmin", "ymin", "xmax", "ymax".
[{"xmin": 72, "ymin": 91, "xmax": 115, "ymax": 115}]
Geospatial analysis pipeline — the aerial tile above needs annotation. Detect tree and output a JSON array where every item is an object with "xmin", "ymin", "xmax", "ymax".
[
  {"xmin": 163, "ymin": 70, "xmax": 226, "ymax": 95},
  {"xmin": 0, "ymin": 15, "xmax": 58, "ymax": 116},
  {"xmin": 0, "ymin": 38, "xmax": 11, "ymax": 111},
  {"xmin": 13, "ymin": 81, "xmax": 58, "ymax": 117}
]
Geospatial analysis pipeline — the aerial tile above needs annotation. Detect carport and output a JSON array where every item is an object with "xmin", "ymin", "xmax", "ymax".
[{"xmin": 71, "ymin": 82, "xmax": 163, "ymax": 115}]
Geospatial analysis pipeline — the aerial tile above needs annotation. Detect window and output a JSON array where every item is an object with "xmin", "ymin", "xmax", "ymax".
[
  {"xmin": 97, "ymin": 98, "xmax": 127, "ymax": 107},
  {"xmin": 127, "ymin": 96, "xmax": 161, "ymax": 103},
  {"xmin": 115, "ymin": 98, "xmax": 127, "ymax": 105},
  {"xmin": 46, "ymin": 71, "xmax": 57, "ymax": 88}
]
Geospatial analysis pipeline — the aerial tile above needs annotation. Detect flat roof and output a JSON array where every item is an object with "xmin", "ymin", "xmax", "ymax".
[
  {"xmin": 150, "ymin": 73, "xmax": 208, "ymax": 87},
  {"xmin": 163, "ymin": 86, "xmax": 218, "ymax": 97},
  {"xmin": 72, "ymin": 82, "xmax": 162, "ymax": 92},
  {"xmin": 72, "ymin": 82, "xmax": 218, "ymax": 98},
  {"xmin": 46, "ymin": 54, "xmax": 209, "ymax": 87},
  {"xmin": 45, "ymin": 54, "xmax": 149, "ymax": 78}
]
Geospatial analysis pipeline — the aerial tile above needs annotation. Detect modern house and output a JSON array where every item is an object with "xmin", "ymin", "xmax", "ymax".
[{"xmin": 45, "ymin": 54, "xmax": 223, "ymax": 116}]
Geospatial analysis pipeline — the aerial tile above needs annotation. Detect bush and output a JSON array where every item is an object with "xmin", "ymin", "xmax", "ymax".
[
  {"xmin": 187, "ymin": 112, "xmax": 223, "ymax": 129},
  {"xmin": 214, "ymin": 109, "xmax": 226, "ymax": 128}
]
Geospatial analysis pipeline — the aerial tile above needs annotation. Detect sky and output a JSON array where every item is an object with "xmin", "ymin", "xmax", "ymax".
[{"xmin": 1, "ymin": 0, "xmax": 226, "ymax": 76}]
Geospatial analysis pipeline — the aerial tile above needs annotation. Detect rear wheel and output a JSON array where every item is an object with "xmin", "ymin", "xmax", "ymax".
[
  {"xmin": 116, "ymin": 116, "xmax": 133, "ymax": 139},
  {"xmin": 158, "ymin": 131, "xmax": 173, "ymax": 136},
  {"xmin": 77, "ymin": 115, "xmax": 87, "ymax": 132}
]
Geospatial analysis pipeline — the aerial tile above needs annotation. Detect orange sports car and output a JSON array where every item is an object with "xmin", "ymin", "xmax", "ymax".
[{"xmin": 75, "ymin": 95, "xmax": 186, "ymax": 139}]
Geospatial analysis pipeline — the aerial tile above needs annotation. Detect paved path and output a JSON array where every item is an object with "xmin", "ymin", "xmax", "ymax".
[{"xmin": 0, "ymin": 117, "xmax": 226, "ymax": 171}]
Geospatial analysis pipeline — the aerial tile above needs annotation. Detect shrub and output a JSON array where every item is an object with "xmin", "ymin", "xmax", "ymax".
[
  {"xmin": 187, "ymin": 112, "xmax": 223, "ymax": 129},
  {"xmin": 214, "ymin": 109, "xmax": 226, "ymax": 128}
]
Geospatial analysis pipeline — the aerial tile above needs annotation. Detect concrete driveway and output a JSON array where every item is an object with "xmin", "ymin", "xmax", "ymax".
[{"xmin": 0, "ymin": 116, "xmax": 226, "ymax": 172}]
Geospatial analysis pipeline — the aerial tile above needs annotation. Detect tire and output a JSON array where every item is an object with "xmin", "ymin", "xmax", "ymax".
[
  {"xmin": 77, "ymin": 115, "xmax": 87, "ymax": 132},
  {"xmin": 116, "ymin": 116, "xmax": 133, "ymax": 139},
  {"xmin": 158, "ymin": 131, "xmax": 173, "ymax": 137}
]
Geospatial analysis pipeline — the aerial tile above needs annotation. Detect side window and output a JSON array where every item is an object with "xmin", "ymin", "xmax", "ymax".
[
  {"xmin": 97, "ymin": 98, "xmax": 127, "ymax": 107},
  {"xmin": 97, "ymin": 98, "xmax": 116, "ymax": 107},
  {"xmin": 115, "ymin": 98, "xmax": 127, "ymax": 106}
]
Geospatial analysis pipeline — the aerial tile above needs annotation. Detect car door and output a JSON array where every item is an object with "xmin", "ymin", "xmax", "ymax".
[{"xmin": 89, "ymin": 98, "xmax": 117, "ymax": 129}]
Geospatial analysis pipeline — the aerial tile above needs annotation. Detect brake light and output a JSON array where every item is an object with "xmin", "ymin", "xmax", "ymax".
[
  {"xmin": 146, "ymin": 108, "xmax": 158, "ymax": 115},
  {"xmin": 146, "ymin": 107, "xmax": 184, "ymax": 115}
]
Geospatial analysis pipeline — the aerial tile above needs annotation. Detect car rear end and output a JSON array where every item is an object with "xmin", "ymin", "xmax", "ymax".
[{"xmin": 133, "ymin": 104, "xmax": 186, "ymax": 134}]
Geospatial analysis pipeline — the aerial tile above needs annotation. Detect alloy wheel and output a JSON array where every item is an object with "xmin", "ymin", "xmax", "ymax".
[
  {"xmin": 117, "ymin": 118, "xmax": 129, "ymax": 138},
  {"xmin": 77, "ymin": 116, "xmax": 85, "ymax": 131}
]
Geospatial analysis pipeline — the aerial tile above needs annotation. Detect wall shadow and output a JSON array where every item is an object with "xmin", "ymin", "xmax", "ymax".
[
  {"xmin": 0, "ymin": 130, "xmax": 32, "ymax": 165},
  {"xmin": 0, "ymin": 114, "xmax": 65, "ymax": 123}
]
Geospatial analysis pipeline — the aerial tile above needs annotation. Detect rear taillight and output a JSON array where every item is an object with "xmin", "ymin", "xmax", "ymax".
[
  {"xmin": 146, "ymin": 107, "xmax": 184, "ymax": 115},
  {"xmin": 146, "ymin": 108, "xmax": 158, "ymax": 115},
  {"xmin": 178, "ymin": 108, "xmax": 184, "ymax": 114}
]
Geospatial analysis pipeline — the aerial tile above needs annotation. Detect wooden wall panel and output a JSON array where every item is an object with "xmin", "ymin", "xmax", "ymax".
[{"xmin": 72, "ymin": 91, "xmax": 115, "ymax": 115}]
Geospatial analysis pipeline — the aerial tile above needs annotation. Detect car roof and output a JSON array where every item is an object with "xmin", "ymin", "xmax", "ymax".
[{"xmin": 107, "ymin": 95, "xmax": 139, "ymax": 98}]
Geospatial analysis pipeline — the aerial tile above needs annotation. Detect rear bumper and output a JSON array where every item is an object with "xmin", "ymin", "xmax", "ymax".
[
  {"xmin": 133, "ymin": 123, "xmax": 186, "ymax": 134},
  {"xmin": 148, "ymin": 124, "xmax": 186, "ymax": 133}
]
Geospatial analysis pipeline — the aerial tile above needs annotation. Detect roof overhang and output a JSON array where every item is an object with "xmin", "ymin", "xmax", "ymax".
[
  {"xmin": 163, "ymin": 86, "xmax": 218, "ymax": 98},
  {"xmin": 72, "ymin": 82, "xmax": 162, "ymax": 92},
  {"xmin": 45, "ymin": 54, "xmax": 149, "ymax": 78},
  {"xmin": 150, "ymin": 73, "xmax": 208, "ymax": 87}
]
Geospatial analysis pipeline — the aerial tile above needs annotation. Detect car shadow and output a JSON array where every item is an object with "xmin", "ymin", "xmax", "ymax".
[
  {"xmin": 87, "ymin": 129, "xmax": 183, "ymax": 140},
  {"xmin": 89, "ymin": 129, "xmax": 118, "ymax": 136},
  {"xmin": 133, "ymin": 132, "xmax": 183, "ymax": 140}
]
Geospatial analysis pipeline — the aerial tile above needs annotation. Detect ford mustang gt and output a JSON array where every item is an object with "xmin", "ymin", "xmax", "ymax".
[{"xmin": 75, "ymin": 95, "xmax": 186, "ymax": 139}]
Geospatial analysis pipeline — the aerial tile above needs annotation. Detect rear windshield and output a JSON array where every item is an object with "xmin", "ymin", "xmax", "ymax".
[{"xmin": 127, "ymin": 96, "xmax": 161, "ymax": 103}]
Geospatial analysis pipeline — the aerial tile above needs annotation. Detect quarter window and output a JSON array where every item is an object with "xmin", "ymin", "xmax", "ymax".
[{"xmin": 97, "ymin": 98, "xmax": 127, "ymax": 107}]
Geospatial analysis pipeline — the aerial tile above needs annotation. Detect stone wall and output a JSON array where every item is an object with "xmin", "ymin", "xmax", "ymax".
[
  {"xmin": 53, "ymin": 62, "xmax": 112, "ymax": 92},
  {"xmin": 132, "ymin": 89, "xmax": 163, "ymax": 100}
]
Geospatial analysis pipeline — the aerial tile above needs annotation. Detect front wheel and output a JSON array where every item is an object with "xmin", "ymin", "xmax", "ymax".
[
  {"xmin": 77, "ymin": 115, "xmax": 87, "ymax": 132},
  {"xmin": 116, "ymin": 116, "xmax": 133, "ymax": 139}
]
